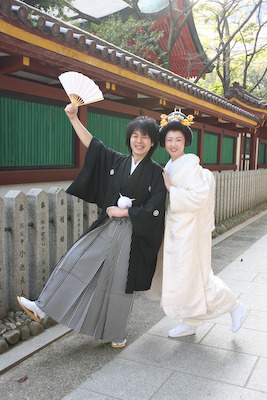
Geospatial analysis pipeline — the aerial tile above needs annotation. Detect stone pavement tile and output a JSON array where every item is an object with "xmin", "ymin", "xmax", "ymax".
[
  {"xmin": 247, "ymin": 358, "xmax": 267, "ymax": 393},
  {"xmin": 147, "ymin": 316, "xmax": 215, "ymax": 343},
  {"xmin": 63, "ymin": 358, "xmax": 172, "ymax": 400},
  {"xmin": 150, "ymin": 371, "xmax": 267, "ymax": 400},
  {"xmin": 237, "ymin": 293, "xmax": 267, "ymax": 312},
  {"xmin": 217, "ymin": 269, "xmax": 259, "ymax": 282},
  {"xmin": 211, "ymin": 309, "xmax": 267, "ymax": 332},
  {"xmin": 221, "ymin": 278, "xmax": 253, "ymax": 295},
  {"xmin": 200, "ymin": 324, "xmax": 267, "ymax": 357},
  {"xmin": 64, "ymin": 388, "xmax": 120, "ymax": 400},
  {"xmin": 219, "ymin": 260, "xmax": 264, "ymax": 274},
  {"xmin": 242, "ymin": 310, "xmax": 267, "ymax": 332},
  {"xmin": 246, "ymin": 282, "xmax": 267, "ymax": 296},
  {"xmin": 118, "ymin": 334, "xmax": 257, "ymax": 386},
  {"xmin": 234, "ymin": 256, "xmax": 267, "ymax": 270},
  {"xmin": 207, "ymin": 313, "xmax": 232, "ymax": 326},
  {"xmin": 253, "ymin": 273, "xmax": 267, "ymax": 285}
]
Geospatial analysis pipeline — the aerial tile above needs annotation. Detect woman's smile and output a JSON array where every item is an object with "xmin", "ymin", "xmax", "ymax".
[{"xmin": 165, "ymin": 130, "xmax": 185, "ymax": 161}]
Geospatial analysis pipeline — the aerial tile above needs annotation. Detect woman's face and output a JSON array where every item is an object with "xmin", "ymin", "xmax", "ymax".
[
  {"xmin": 165, "ymin": 130, "xmax": 185, "ymax": 161},
  {"xmin": 130, "ymin": 129, "xmax": 153, "ymax": 162}
]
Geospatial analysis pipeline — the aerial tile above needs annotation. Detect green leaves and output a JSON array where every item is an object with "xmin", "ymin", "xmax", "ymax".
[{"xmin": 91, "ymin": 15, "xmax": 164, "ymax": 63}]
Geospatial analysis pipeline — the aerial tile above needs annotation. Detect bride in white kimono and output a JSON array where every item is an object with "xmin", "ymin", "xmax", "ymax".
[{"xmin": 151, "ymin": 111, "xmax": 248, "ymax": 337}]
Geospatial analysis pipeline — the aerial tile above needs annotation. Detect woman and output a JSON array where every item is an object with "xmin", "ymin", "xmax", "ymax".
[
  {"xmin": 153, "ymin": 111, "xmax": 248, "ymax": 338},
  {"xmin": 18, "ymin": 104, "xmax": 166, "ymax": 348}
]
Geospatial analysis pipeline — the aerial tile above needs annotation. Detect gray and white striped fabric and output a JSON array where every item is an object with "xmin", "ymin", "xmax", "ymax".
[{"xmin": 36, "ymin": 217, "xmax": 135, "ymax": 343}]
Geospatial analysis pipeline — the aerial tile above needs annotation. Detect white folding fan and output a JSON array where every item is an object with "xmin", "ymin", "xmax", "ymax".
[{"xmin": 58, "ymin": 71, "xmax": 104, "ymax": 106}]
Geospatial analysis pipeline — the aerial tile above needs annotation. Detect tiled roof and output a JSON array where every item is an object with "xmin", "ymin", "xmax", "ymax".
[
  {"xmin": 0, "ymin": 0, "xmax": 261, "ymax": 123},
  {"xmin": 226, "ymin": 82, "xmax": 267, "ymax": 110}
]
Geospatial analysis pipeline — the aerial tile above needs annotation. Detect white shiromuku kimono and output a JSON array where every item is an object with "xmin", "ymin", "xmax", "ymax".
[{"xmin": 148, "ymin": 153, "xmax": 236, "ymax": 323}]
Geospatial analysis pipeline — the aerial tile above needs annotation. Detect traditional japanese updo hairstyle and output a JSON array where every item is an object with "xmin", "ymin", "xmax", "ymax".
[
  {"xmin": 159, "ymin": 111, "xmax": 193, "ymax": 148},
  {"xmin": 126, "ymin": 116, "xmax": 159, "ymax": 156}
]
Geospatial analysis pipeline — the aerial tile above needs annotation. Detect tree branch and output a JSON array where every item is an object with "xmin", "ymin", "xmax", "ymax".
[
  {"xmin": 122, "ymin": 0, "xmax": 143, "ymax": 19},
  {"xmin": 63, "ymin": 1, "xmax": 101, "ymax": 24},
  {"xmin": 249, "ymin": 67, "xmax": 267, "ymax": 93},
  {"xmin": 194, "ymin": 0, "xmax": 263, "ymax": 84}
]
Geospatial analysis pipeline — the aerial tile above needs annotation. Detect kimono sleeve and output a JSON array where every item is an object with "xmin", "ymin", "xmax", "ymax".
[
  {"xmin": 169, "ymin": 165, "xmax": 214, "ymax": 214},
  {"xmin": 66, "ymin": 137, "xmax": 116, "ymax": 208},
  {"xmin": 128, "ymin": 171, "xmax": 166, "ymax": 246}
]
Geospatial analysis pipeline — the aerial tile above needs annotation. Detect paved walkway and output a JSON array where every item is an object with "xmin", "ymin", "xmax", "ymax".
[
  {"xmin": 64, "ymin": 213, "xmax": 267, "ymax": 400},
  {"xmin": 1, "ymin": 211, "xmax": 267, "ymax": 400}
]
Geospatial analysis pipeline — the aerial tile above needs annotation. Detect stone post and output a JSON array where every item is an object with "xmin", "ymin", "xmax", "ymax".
[
  {"xmin": 27, "ymin": 189, "xmax": 49, "ymax": 299},
  {"xmin": 67, "ymin": 194, "xmax": 83, "ymax": 250},
  {"xmin": 219, "ymin": 173, "xmax": 225, "ymax": 223},
  {"xmin": 0, "ymin": 197, "xmax": 6, "ymax": 318},
  {"xmin": 83, "ymin": 202, "xmax": 98, "ymax": 232},
  {"xmin": 214, "ymin": 173, "xmax": 220, "ymax": 225},
  {"xmin": 48, "ymin": 187, "xmax": 67, "ymax": 273},
  {"xmin": 4, "ymin": 191, "xmax": 29, "ymax": 312},
  {"xmin": 229, "ymin": 172, "xmax": 234, "ymax": 218}
]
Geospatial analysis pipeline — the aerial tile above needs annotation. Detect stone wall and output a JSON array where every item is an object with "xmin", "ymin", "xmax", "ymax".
[{"xmin": 0, "ymin": 188, "xmax": 98, "ymax": 319}]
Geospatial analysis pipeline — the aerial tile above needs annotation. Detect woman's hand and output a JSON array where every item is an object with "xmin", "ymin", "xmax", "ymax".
[
  {"xmin": 162, "ymin": 169, "xmax": 171, "ymax": 192},
  {"xmin": 106, "ymin": 206, "xmax": 129, "ymax": 219},
  {"xmin": 65, "ymin": 103, "xmax": 78, "ymax": 121}
]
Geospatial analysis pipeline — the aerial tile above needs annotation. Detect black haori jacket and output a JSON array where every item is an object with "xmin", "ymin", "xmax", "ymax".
[{"xmin": 66, "ymin": 137, "xmax": 166, "ymax": 293}]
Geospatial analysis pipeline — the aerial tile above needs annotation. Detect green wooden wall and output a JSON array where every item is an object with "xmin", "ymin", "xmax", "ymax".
[
  {"xmin": 185, "ymin": 130, "xmax": 198, "ymax": 156},
  {"xmin": 0, "ymin": 96, "xmax": 74, "ymax": 168},
  {"xmin": 222, "ymin": 136, "xmax": 234, "ymax": 164},
  {"xmin": 87, "ymin": 112, "xmax": 131, "ymax": 155},
  {"xmin": 1, "ymin": 95, "xmax": 240, "ymax": 171},
  {"xmin": 203, "ymin": 132, "xmax": 218, "ymax": 164},
  {"xmin": 259, "ymin": 143, "xmax": 266, "ymax": 164}
]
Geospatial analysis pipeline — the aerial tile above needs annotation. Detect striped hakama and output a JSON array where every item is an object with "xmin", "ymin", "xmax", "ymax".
[{"xmin": 36, "ymin": 217, "xmax": 134, "ymax": 343}]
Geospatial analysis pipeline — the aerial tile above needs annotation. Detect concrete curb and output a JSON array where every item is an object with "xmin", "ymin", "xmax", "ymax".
[{"xmin": 0, "ymin": 324, "xmax": 71, "ymax": 375}]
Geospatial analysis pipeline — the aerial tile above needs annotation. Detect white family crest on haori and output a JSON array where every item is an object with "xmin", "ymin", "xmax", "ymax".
[
  {"xmin": 117, "ymin": 194, "xmax": 135, "ymax": 209},
  {"xmin": 58, "ymin": 71, "xmax": 104, "ymax": 107}
]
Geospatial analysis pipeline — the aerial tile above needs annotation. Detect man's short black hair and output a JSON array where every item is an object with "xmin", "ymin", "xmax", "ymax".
[{"xmin": 126, "ymin": 116, "xmax": 159, "ymax": 156}]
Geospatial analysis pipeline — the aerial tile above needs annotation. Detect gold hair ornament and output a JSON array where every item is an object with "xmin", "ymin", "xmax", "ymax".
[{"xmin": 160, "ymin": 113, "xmax": 194, "ymax": 127}]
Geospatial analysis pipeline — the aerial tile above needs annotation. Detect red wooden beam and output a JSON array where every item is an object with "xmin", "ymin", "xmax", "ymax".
[
  {"xmin": 0, "ymin": 169, "xmax": 79, "ymax": 185},
  {"xmin": 0, "ymin": 74, "xmax": 67, "ymax": 102},
  {"xmin": 26, "ymin": 59, "xmax": 64, "ymax": 79},
  {"xmin": 0, "ymin": 55, "xmax": 24, "ymax": 74}
]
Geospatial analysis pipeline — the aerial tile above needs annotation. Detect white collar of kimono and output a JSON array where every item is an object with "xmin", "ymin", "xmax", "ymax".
[
  {"xmin": 130, "ymin": 156, "xmax": 142, "ymax": 175},
  {"xmin": 165, "ymin": 156, "xmax": 182, "ymax": 174}
]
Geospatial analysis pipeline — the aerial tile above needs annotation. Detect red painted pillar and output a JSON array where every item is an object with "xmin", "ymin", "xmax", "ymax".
[
  {"xmin": 218, "ymin": 133, "xmax": 223, "ymax": 167},
  {"xmin": 250, "ymin": 133, "xmax": 257, "ymax": 170}
]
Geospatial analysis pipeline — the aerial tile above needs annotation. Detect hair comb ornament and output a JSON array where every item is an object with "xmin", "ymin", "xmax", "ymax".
[{"xmin": 160, "ymin": 111, "xmax": 194, "ymax": 128}]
